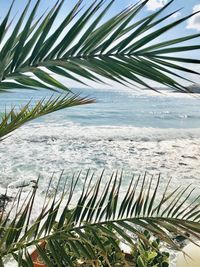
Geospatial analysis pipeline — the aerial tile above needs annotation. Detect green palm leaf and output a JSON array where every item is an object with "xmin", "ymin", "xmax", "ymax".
[
  {"xmin": 0, "ymin": 94, "xmax": 94, "ymax": 140},
  {"xmin": 0, "ymin": 0, "xmax": 199, "ymax": 93},
  {"xmin": 0, "ymin": 172, "xmax": 200, "ymax": 265}
]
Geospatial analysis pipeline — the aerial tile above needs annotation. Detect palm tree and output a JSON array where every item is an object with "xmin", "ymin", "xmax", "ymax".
[{"xmin": 0, "ymin": 0, "xmax": 200, "ymax": 266}]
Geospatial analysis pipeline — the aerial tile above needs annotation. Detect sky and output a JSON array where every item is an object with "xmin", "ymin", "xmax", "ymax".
[
  {"xmin": 1, "ymin": 0, "xmax": 200, "ymax": 89},
  {"xmin": 2, "ymin": 0, "xmax": 200, "ymax": 31}
]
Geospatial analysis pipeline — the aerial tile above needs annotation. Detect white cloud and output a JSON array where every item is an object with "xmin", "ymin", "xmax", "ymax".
[
  {"xmin": 146, "ymin": 0, "xmax": 168, "ymax": 11},
  {"xmin": 187, "ymin": 4, "xmax": 200, "ymax": 31}
]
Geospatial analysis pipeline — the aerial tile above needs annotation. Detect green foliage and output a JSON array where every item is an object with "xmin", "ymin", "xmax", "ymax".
[
  {"xmin": 0, "ymin": 171, "xmax": 199, "ymax": 266},
  {"xmin": 42, "ymin": 228, "xmax": 125, "ymax": 266},
  {"xmin": 132, "ymin": 231, "xmax": 169, "ymax": 267},
  {"xmin": 0, "ymin": 0, "xmax": 199, "ymax": 93},
  {"xmin": 75, "ymin": 227, "xmax": 124, "ymax": 266},
  {"xmin": 0, "ymin": 93, "xmax": 94, "ymax": 140}
]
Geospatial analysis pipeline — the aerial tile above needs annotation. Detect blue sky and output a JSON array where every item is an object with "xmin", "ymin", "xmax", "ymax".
[
  {"xmin": 1, "ymin": 0, "xmax": 200, "ymax": 88},
  {"xmin": 2, "ymin": 0, "xmax": 200, "ymax": 36},
  {"xmin": 2, "ymin": 0, "xmax": 200, "ymax": 31}
]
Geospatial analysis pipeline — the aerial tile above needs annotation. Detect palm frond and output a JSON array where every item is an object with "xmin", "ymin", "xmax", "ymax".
[
  {"xmin": 1, "ymin": 171, "xmax": 200, "ymax": 265},
  {"xmin": 0, "ymin": 94, "xmax": 94, "ymax": 140},
  {"xmin": 0, "ymin": 0, "xmax": 199, "ymax": 93}
]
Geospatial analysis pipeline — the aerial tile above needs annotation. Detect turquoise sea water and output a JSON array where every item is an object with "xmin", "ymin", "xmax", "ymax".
[{"xmin": 1, "ymin": 87, "xmax": 200, "ymax": 128}]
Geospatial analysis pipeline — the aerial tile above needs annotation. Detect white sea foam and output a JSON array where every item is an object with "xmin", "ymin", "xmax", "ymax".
[{"xmin": 0, "ymin": 121, "xmax": 199, "ymax": 191}]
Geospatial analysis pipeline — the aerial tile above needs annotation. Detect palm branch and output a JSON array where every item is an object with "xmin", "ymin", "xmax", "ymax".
[
  {"xmin": 0, "ymin": 94, "xmax": 94, "ymax": 141},
  {"xmin": 0, "ymin": 0, "xmax": 200, "ymax": 93},
  {"xmin": 0, "ymin": 171, "xmax": 200, "ymax": 266}
]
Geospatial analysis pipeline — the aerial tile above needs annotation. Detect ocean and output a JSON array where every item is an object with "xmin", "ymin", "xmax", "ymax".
[
  {"xmin": 0, "ymin": 87, "xmax": 200, "ymax": 188},
  {"xmin": 1, "ymin": 87, "xmax": 200, "ymax": 266}
]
